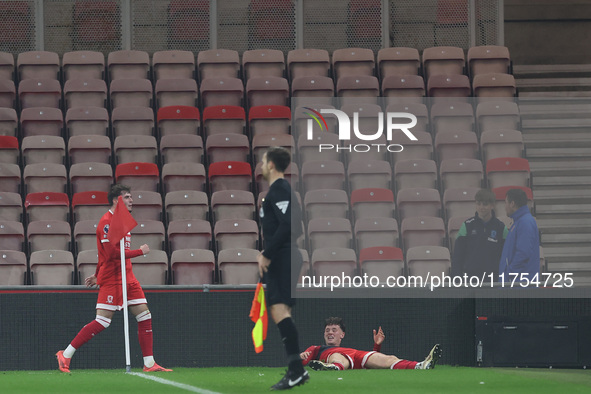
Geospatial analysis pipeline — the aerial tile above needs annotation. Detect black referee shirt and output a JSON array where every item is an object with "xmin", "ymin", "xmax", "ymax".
[{"xmin": 260, "ymin": 178, "xmax": 302, "ymax": 261}]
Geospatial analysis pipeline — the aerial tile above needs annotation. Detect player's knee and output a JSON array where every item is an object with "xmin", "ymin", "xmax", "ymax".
[
  {"xmin": 95, "ymin": 315, "xmax": 111, "ymax": 329},
  {"xmin": 135, "ymin": 309, "xmax": 151, "ymax": 322}
]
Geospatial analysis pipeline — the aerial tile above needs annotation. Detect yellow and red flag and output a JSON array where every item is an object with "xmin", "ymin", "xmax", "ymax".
[{"xmin": 249, "ymin": 282, "xmax": 268, "ymax": 353}]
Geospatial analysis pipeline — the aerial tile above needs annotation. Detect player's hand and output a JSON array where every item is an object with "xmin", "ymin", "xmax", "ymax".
[
  {"xmin": 257, "ymin": 253, "xmax": 271, "ymax": 278},
  {"xmin": 85, "ymin": 274, "xmax": 97, "ymax": 288},
  {"xmin": 373, "ymin": 326, "xmax": 385, "ymax": 345},
  {"xmin": 300, "ymin": 351, "xmax": 310, "ymax": 360},
  {"xmin": 140, "ymin": 244, "xmax": 150, "ymax": 255}
]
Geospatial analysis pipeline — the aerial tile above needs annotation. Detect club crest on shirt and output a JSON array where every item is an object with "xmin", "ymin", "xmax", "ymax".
[
  {"xmin": 103, "ymin": 224, "xmax": 109, "ymax": 234},
  {"xmin": 276, "ymin": 201, "xmax": 289, "ymax": 214}
]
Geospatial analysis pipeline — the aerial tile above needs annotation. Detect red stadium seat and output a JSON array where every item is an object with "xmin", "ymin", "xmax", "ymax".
[
  {"xmin": 359, "ymin": 246, "xmax": 404, "ymax": 280},
  {"xmin": 202, "ymin": 105, "xmax": 245, "ymax": 137},
  {"xmin": 24, "ymin": 192, "xmax": 69, "ymax": 223},
  {"xmin": 0, "ymin": 135, "xmax": 18, "ymax": 164},
  {"xmin": 208, "ymin": 161, "xmax": 252, "ymax": 193},
  {"xmin": 71, "ymin": 191, "xmax": 109, "ymax": 223},
  {"xmin": 350, "ymin": 188, "xmax": 395, "ymax": 221},
  {"xmin": 157, "ymin": 105, "xmax": 200, "ymax": 138},
  {"xmin": 115, "ymin": 162, "xmax": 160, "ymax": 193},
  {"xmin": 248, "ymin": 105, "xmax": 291, "ymax": 138},
  {"xmin": 492, "ymin": 186, "xmax": 534, "ymax": 218},
  {"xmin": 486, "ymin": 157, "xmax": 531, "ymax": 189}
]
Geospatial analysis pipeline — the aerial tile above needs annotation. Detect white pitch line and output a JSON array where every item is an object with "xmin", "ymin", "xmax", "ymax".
[{"xmin": 128, "ymin": 372, "xmax": 222, "ymax": 394}]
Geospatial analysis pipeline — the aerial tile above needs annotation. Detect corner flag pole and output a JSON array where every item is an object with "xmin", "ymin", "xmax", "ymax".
[{"xmin": 120, "ymin": 237, "xmax": 131, "ymax": 373}]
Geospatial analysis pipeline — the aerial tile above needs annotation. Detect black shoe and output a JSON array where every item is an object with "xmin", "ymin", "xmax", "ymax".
[
  {"xmin": 270, "ymin": 369, "xmax": 310, "ymax": 390},
  {"xmin": 308, "ymin": 360, "xmax": 340, "ymax": 371}
]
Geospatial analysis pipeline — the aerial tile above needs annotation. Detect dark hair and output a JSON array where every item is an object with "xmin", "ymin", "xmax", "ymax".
[
  {"xmin": 506, "ymin": 188, "xmax": 528, "ymax": 208},
  {"xmin": 324, "ymin": 317, "xmax": 345, "ymax": 332},
  {"xmin": 108, "ymin": 184, "xmax": 131, "ymax": 205},
  {"xmin": 475, "ymin": 189, "xmax": 495, "ymax": 205},
  {"xmin": 265, "ymin": 146, "xmax": 291, "ymax": 173}
]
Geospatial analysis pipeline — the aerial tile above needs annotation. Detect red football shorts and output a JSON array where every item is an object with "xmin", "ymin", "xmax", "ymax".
[{"xmin": 96, "ymin": 280, "xmax": 147, "ymax": 311}]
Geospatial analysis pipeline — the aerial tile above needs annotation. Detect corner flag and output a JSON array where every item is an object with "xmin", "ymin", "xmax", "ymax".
[
  {"xmin": 106, "ymin": 195, "xmax": 137, "ymax": 372},
  {"xmin": 249, "ymin": 282, "xmax": 268, "ymax": 353},
  {"xmin": 107, "ymin": 196, "xmax": 137, "ymax": 244}
]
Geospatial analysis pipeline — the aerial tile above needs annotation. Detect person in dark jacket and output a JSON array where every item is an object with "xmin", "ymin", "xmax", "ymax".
[
  {"xmin": 499, "ymin": 188, "xmax": 540, "ymax": 282},
  {"xmin": 451, "ymin": 189, "xmax": 508, "ymax": 279}
]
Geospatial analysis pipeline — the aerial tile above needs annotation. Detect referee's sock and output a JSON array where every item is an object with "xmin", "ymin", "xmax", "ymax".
[{"xmin": 277, "ymin": 317, "xmax": 305, "ymax": 375}]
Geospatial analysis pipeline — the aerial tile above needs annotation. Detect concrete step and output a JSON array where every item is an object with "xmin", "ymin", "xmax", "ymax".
[
  {"xmin": 523, "ymin": 133, "xmax": 591, "ymax": 149},
  {"xmin": 533, "ymin": 189, "xmax": 591, "ymax": 204},
  {"xmin": 516, "ymin": 78, "xmax": 591, "ymax": 92},
  {"xmin": 514, "ymin": 64, "xmax": 591, "ymax": 79},
  {"xmin": 532, "ymin": 176, "xmax": 591, "ymax": 187},
  {"xmin": 541, "ymin": 233, "xmax": 591, "ymax": 244},
  {"xmin": 536, "ymin": 218, "xmax": 591, "ymax": 232},
  {"xmin": 542, "ymin": 246, "xmax": 591, "ymax": 263},
  {"xmin": 536, "ymin": 204, "xmax": 591, "ymax": 215},
  {"xmin": 518, "ymin": 91, "xmax": 591, "ymax": 98},
  {"xmin": 529, "ymin": 161, "xmax": 591, "ymax": 175},
  {"xmin": 527, "ymin": 147, "xmax": 591, "ymax": 159}
]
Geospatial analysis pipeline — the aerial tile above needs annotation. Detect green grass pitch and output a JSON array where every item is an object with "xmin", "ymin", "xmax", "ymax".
[{"xmin": 2, "ymin": 366, "xmax": 591, "ymax": 393}]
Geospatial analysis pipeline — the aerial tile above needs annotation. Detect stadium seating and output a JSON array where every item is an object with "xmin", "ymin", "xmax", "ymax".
[
  {"xmin": 350, "ymin": 188, "xmax": 395, "ymax": 221},
  {"xmin": 307, "ymin": 217, "xmax": 353, "ymax": 251},
  {"xmin": 0, "ymin": 135, "xmax": 18, "ymax": 164},
  {"xmin": 160, "ymin": 134, "xmax": 203, "ymax": 165},
  {"xmin": 439, "ymin": 158, "xmax": 484, "ymax": 191},
  {"xmin": 132, "ymin": 250, "xmax": 169, "ymax": 285},
  {"xmin": 0, "ymin": 51, "xmax": 15, "ymax": 81},
  {"xmin": 24, "ymin": 192, "xmax": 69, "ymax": 223},
  {"xmin": 73, "ymin": 220, "xmax": 99, "ymax": 253},
  {"xmin": 394, "ymin": 159, "xmax": 438, "ymax": 191},
  {"xmin": 377, "ymin": 47, "xmax": 420, "ymax": 78},
  {"xmin": 202, "ymin": 105, "xmax": 244, "ymax": 137},
  {"xmin": 401, "ymin": 216, "xmax": 446, "ymax": 252},
  {"xmin": 304, "ymin": 189, "xmax": 349, "ymax": 222},
  {"xmin": 107, "ymin": 49, "xmax": 150, "ymax": 80},
  {"xmin": 248, "ymin": 105, "xmax": 291, "ymax": 138},
  {"xmin": 242, "ymin": 49, "xmax": 285, "ymax": 80},
  {"xmin": 0, "ymin": 250, "xmax": 28, "ymax": 285},
  {"xmin": 21, "ymin": 135, "xmax": 65, "ymax": 165},
  {"xmin": 467, "ymin": 45, "xmax": 511, "ymax": 77},
  {"xmin": 62, "ymin": 50, "xmax": 105, "ymax": 81},
  {"xmin": 155, "ymin": 78, "xmax": 199, "ymax": 109},
  {"xmin": 311, "ymin": 247, "xmax": 358, "ymax": 278},
  {"xmin": 29, "ymin": 250, "xmax": 75, "ymax": 285},
  {"xmin": 63, "ymin": 78, "xmax": 107, "ymax": 109},
  {"xmin": 218, "ymin": 248, "xmax": 260, "ymax": 285},
  {"xmin": 68, "ymin": 135, "xmax": 112, "ymax": 165},
  {"xmin": 0, "ymin": 191, "xmax": 22, "ymax": 222},
  {"xmin": 359, "ymin": 246, "xmax": 404, "ymax": 280},
  {"xmin": 27, "ymin": 220, "xmax": 71, "ymax": 253},
  {"xmin": 109, "ymin": 78, "xmax": 153, "ymax": 109},
  {"xmin": 168, "ymin": 219, "xmax": 212, "ymax": 252},
  {"xmin": 197, "ymin": 49, "xmax": 240, "ymax": 81},
  {"xmin": 171, "ymin": 249, "xmax": 215, "ymax": 285},
  {"xmin": 214, "ymin": 219, "xmax": 259, "ymax": 252},
  {"xmin": 0, "ymin": 79, "xmax": 15, "ymax": 108},
  {"xmin": 157, "ymin": 105, "xmax": 200, "ymax": 138},
  {"xmin": 17, "ymin": 51, "xmax": 60, "ymax": 80},
  {"xmin": 0, "ymin": 108, "xmax": 18, "ymax": 137},
  {"xmin": 19, "ymin": 79, "xmax": 61, "ymax": 109},
  {"xmin": 406, "ymin": 245, "xmax": 451, "ymax": 280},
  {"xmin": 161, "ymin": 162, "xmax": 206, "ymax": 194},
  {"xmin": 332, "ymin": 47, "xmax": 375, "ymax": 81},
  {"xmin": 0, "ymin": 220, "xmax": 25, "ymax": 251},
  {"xmin": 287, "ymin": 49, "xmax": 330, "ymax": 81},
  {"xmin": 65, "ymin": 107, "xmax": 109, "ymax": 137},
  {"xmin": 347, "ymin": 160, "xmax": 392, "ymax": 192},
  {"xmin": 165, "ymin": 190, "xmax": 209, "ymax": 223},
  {"xmin": 20, "ymin": 107, "xmax": 64, "ymax": 138},
  {"xmin": 152, "ymin": 50, "xmax": 195, "ymax": 81},
  {"xmin": 210, "ymin": 190, "xmax": 255, "ymax": 222},
  {"xmin": 355, "ymin": 217, "xmax": 399, "ymax": 250},
  {"xmin": 131, "ymin": 191, "xmax": 163, "ymax": 221},
  {"xmin": 71, "ymin": 191, "xmax": 109, "ymax": 223},
  {"xmin": 70, "ymin": 163, "xmax": 113, "ymax": 195}
]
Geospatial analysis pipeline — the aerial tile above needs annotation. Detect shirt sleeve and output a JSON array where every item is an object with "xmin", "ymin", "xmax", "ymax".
[
  {"xmin": 373, "ymin": 343, "xmax": 382, "ymax": 352},
  {"xmin": 301, "ymin": 346, "xmax": 320, "ymax": 366},
  {"xmin": 262, "ymin": 188, "xmax": 294, "ymax": 260}
]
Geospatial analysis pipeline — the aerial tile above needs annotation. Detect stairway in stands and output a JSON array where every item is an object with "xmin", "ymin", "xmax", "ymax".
[{"xmin": 515, "ymin": 64, "xmax": 591, "ymax": 284}]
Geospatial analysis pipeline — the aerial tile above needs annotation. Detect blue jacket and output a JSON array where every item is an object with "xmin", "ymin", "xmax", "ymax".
[{"xmin": 499, "ymin": 205, "xmax": 540, "ymax": 281}]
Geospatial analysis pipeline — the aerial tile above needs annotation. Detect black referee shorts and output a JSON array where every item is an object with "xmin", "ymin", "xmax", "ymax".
[{"xmin": 264, "ymin": 247, "xmax": 302, "ymax": 307}]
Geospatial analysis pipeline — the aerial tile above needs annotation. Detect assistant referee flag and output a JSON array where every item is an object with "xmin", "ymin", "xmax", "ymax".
[
  {"xmin": 249, "ymin": 282, "xmax": 268, "ymax": 353},
  {"xmin": 107, "ymin": 195, "xmax": 137, "ymax": 244}
]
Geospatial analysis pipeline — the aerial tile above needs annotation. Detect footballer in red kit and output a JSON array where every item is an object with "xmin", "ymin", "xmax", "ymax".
[
  {"xmin": 301, "ymin": 317, "xmax": 441, "ymax": 371},
  {"xmin": 56, "ymin": 184, "xmax": 171, "ymax": 373}
]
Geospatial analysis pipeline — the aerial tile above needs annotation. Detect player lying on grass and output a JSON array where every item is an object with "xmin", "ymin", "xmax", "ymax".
[{"xmin": 300, "ymin": 317, "xmax": 441, "ymax": 370}]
